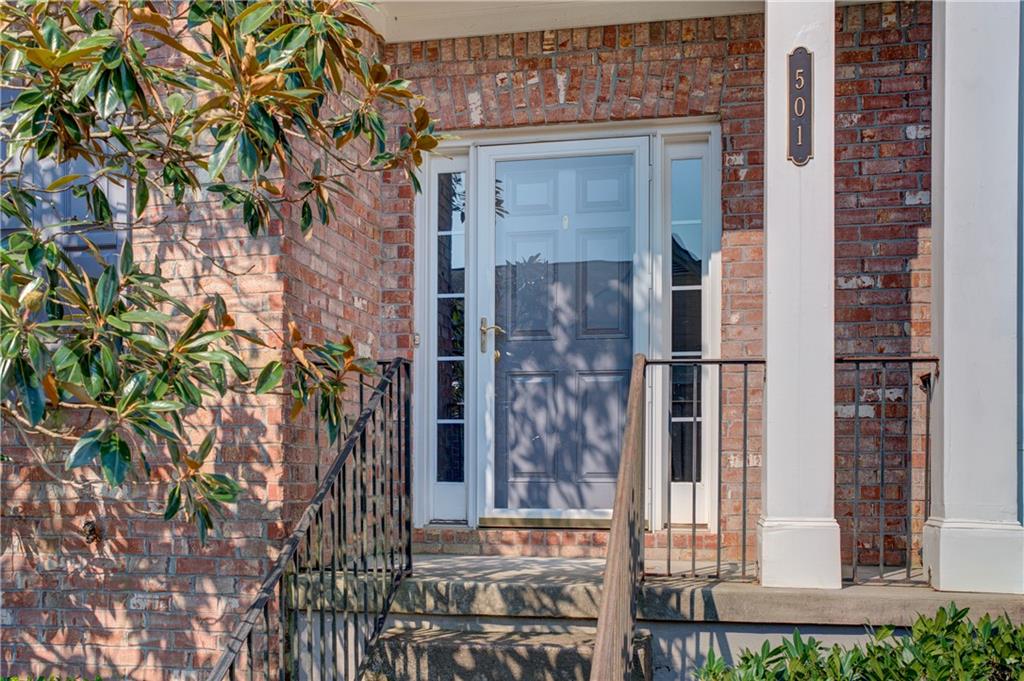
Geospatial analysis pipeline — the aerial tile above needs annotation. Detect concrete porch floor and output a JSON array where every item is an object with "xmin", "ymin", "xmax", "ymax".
[
  {"xmin": 397, "ymin": 554, "xmax": 1024, "ymax": 627},
  {"xmin": 371, "ymin": 555, "xmax": 1024, "ymax": 680}
]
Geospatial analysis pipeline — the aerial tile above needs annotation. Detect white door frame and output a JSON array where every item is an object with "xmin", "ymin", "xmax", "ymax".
[
  {"xmin": 411, "ymin": 119, "xmax": 722, "ymax": 530},
  {"xmin": 474, "ymin": 137, "xmax": 651, "ymax": 524}
]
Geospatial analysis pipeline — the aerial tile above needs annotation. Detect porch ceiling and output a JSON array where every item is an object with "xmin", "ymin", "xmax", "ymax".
[{"xmin": 370, "ymin": 1, "xmax": 762, "ymax": 42}]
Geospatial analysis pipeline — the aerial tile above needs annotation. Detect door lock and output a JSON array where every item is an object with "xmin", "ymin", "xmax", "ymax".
[{"xmin": 479, "ymin": 316, "xmax": 505, "ymax": 353}]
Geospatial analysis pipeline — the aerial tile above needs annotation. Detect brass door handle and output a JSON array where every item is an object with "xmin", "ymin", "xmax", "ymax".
[{"xmin": 479, "ymin": 316, "xmax": 505, "ymax": 353}]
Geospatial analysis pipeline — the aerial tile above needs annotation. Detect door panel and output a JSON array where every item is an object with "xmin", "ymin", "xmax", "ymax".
[{"xmin": 489, "ymin": 151, "xmax": 638, "ymax": 512}]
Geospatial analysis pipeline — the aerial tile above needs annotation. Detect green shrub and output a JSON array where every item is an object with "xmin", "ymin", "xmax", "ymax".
[{"xmin": 697, "ymin": 604, "xmax": 1024, "ymax": 680}]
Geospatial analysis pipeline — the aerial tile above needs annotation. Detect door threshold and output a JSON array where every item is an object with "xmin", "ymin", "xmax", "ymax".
[{"xmin": 478, "ymin": 516, "xmax": 612, "ymax": 530}]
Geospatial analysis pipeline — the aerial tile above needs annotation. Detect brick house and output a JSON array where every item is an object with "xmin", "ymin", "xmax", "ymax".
[{"xmin": 3, "ymin": 1, "xmax": 1024, "ymax": 680}]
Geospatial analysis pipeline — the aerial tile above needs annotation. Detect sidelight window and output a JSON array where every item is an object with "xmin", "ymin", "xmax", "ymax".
[
  {"xmin": 669, "ymin": 158, "xmax": 704, "ymax": 484},
  {"xmin": 434, "ymin": 170, "xmax": 467, "ymax": 484}
]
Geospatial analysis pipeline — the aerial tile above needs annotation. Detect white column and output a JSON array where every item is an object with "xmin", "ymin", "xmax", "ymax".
[
  {"xmin": 759, "ymin": 0, "xmax": 841, "ymax": 589},
  {"xmin": 923, "ymin": 0, "xmax": 1024, "ymax": 595}
]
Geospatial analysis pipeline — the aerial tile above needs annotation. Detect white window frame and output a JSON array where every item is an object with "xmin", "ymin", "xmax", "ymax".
[
  {"xmin": 414, "ymin": 153, "xmax": 472, "ymax": 524},
  {"xmin": 412, "ymin": 119, "xmax": 722, "ymax": 530},
  {"xmin": 648, "ymin": 138, "xmax": 724, "ymax": 532}
]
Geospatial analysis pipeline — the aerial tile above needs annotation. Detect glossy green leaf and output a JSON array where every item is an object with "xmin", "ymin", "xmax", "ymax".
[
  {"xmin": 66, "ymin": 429, "xmax": 104, "ymax": 468},
  {"xmin": 134, "ymin": 178, "xmax": 149, "ymax": 217},
  {"xmin": 99, "ymin": 435, "xmax": 131, "ymax": 486},
  {"xmin": 71, "ymin": 61, "xmax": 104, "ymax": 104},
  {"xmin": 300, "ymin": 201, "xmax": 312, "ymax": 234},
  {"xmin": 95, "ymin": 266, "xmax": 118, "ymax": 315},
  {"xmin": 14, "ymin": 360, "xmax": 46, "ymax": 425},
  {"xmin": 236, "ymin": 1, "xmax": 278, "ymax": 35},
  {"xmin": 207, "ymin": 135, "xmax": 237, "ymax": 180},
  {"xmin": 254, "ymin": 360, "xmax": 283, "ymax": 394},
  {"xmin": 164, "ymin": 484, "xmax": 182, "ymax": 520}
]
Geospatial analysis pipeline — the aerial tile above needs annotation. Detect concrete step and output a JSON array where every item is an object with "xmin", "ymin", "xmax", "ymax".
[
  {"xmin": 391, "ymin": 555, "xmax": 606, "ymax": 619},
  {"xmin": 362, "ymin": 626, "xmax": 653, "ymax": 681}
]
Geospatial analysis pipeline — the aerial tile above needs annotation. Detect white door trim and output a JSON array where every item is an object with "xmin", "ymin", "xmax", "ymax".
[{"xmin": 412, "ymin": 121, "xmax": 722, "ymax": 530}]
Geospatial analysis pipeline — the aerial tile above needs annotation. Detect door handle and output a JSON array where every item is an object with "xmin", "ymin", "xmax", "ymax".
[{"xmin": 479, "ymin": 316, "xmax": 505, "ymax": 353}]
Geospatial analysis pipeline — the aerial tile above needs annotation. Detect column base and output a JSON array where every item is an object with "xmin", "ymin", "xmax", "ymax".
[
  {"xmin": 758, "ymin": 518, "xmax": 842, "ymax": 589},
  {"xmin": 923, "ymin": 518, "xmax": 1024, "ymax": 594}
]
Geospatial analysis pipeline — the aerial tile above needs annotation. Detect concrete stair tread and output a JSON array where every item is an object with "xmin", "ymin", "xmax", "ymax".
[
  {"xmin": 377, "ymin": 626, "xmax": 599, "ymax": 649},
  {"xmin": 363, "ymin": 626, "xmax": 652, "ymax": 681}
]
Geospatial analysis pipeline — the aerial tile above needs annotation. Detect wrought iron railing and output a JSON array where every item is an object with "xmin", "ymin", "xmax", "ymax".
[
  {"xmin": 207, "ymin": 358, "xmax": 412, "ymax": 681},
  {"xmin": 835, "ymin": 356, "xmax": 938, "ymax": 583},
  {"xmin": 644, "ymin": 357, "xmax": 766, "ymax": 579}
]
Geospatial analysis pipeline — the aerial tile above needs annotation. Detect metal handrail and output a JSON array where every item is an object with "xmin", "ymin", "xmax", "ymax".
[
  {"xmin": 208, "ymin": 357, "xmax": 412, "ymax": 681},
  {"xmin": 590, "ymin": 354, "xmax": 647, "ymax": 681}
]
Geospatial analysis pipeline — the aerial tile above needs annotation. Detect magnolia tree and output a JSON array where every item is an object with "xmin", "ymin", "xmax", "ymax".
[{"xmin": 0, "ymin": 0, "xmax": 436, "ymax": 541}]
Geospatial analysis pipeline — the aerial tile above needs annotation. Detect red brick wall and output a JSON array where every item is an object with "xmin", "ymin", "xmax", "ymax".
[
  {"xmin": 1, "ymin": 190, "xmax": 291, "ymax": 679},
  {"xmin": 833, "ymin": 1, "xmax": 932, "ymax": 570}
]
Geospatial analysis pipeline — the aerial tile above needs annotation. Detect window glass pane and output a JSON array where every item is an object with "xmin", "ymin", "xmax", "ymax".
[
  {"xmin": 670, "ymin": 420, "xmax": 702, "ymax": 482},
  {"xmin": 437, "ymin": 233, "xmax": 465, "ymax": 294},
  {"xmin": 2, "ymin": 86, "xmax": 125, "ymax": 273},
  {"xmin": 437, "ymin": 360, "xmax": 465, "ymax": 419},
  {"xmin": 438, "ymin": 172, "xmax": 466, "ymax": 232},
  {"xmin": 671, "ymin": 289, "xmax": 701, "ymax": 354},
  {"xmin": 437, "ymin": 424, "xmax": 465, "ymax": 482},
  {"xmin": 671, "ymin": 159, "xmax": 702, "ymax": 286},
  {"xmin": 671, "ymin": 365, "xmax": 701, "ymax": 418},
  {"xmin": 437, "ymin": 298, "xmax": 465, "ymax": 357}
]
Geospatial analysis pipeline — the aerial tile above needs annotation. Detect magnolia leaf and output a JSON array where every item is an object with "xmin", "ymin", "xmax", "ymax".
[
  {"xmin": 300, "ymin": 201, "xmax": 312, "ymax": 235},
  {"xmin": 134, "ymin": 178, "xmax": 149, "ymax": 216},
  {"xmin": 46, "ymin": 174, "xmax": 83, "ymax": 191},
  {"xmin": 143, "ymin": 400, "xmax": 184, "ymax": 413},
  {"xmin": 41, "ymin": 372, "xmax": 60, "ymax": 406},
  {"xmin": 208, "ymin": 135, "xmax": 237, "ymax": 180},
  {"xmin": 166, "ymin": 92, "xmax": 186, "ymax": 116},
  {"xmin": 131, "ymin": 7, "xmax": 171, "ymax": 29},
  {"xmin": 119, "ymin": 238, "xmax": 134, "ymax": 277},
  {"xmin": 14, "ymin": 360, "xmax": 46, "ymax": 426},
  {"xmin": 198, "ymin": 430, "xmax": 215, "ymax": 463},
  {"xmin": 100, "ymin": 435, "xmax": 131, "ymax": 486},
  {"xmin": 117, "ymin": 372, "xmax": 148, "ymax": 413},
  {"xmin": 254, "ymin": 360, "xmax": 283, "ymax": 394},
  {"xmin": 226, "ymin": 353, "xmax": 251, "ymax": 381},
  {"xmin": 66, "ymin": 429, "xmax": 104, "ymax": 469},
  {"xmin": 95, "ymin": 266, "xmax": 118, "ymax": 315},
  {"xmin": 24, "ymin": 47, "xmax": 58, "ymax": 69},
  {"xmin": 238, "ymin": 132, "xmax": 258, "ymax": 177},
  {"xmin": 119, "ymin": 310, "xmax": 170, "ymax": 324},
  {"xmin": 164, "ymin": 484, "xmax": 182, "ymax": 520},
  {"xmin": 236, "ymin": 1, "xmax": 279, "ymax": 35},
  {"xmin": 414, "ymin": 107, "xmax": 430, "ymax": 132}
]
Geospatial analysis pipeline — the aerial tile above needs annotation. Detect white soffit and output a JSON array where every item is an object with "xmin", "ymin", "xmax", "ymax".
[{"xmin": 369, "ymin": 1, "xmax": 764, "ymax": 43}]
